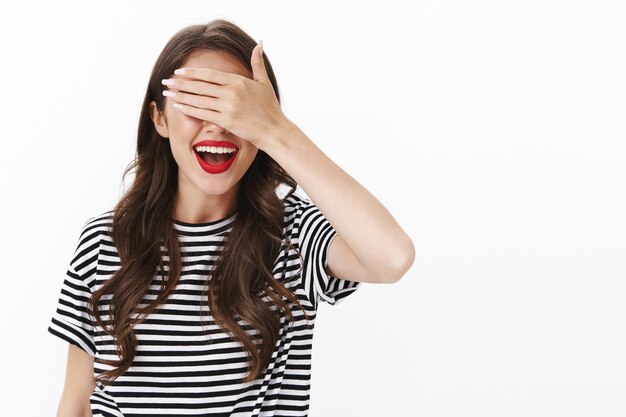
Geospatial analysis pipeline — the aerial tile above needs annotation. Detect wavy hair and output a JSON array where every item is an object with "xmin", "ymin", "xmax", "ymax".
[{"xmin": 89, "ymin": 19, "xmax": 309, "ymax": 386}]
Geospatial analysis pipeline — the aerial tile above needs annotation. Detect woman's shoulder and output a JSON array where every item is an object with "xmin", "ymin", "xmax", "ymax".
[
  {"xmin": 281, "ymin": 190, "xmax": 327, "ymax": 241},
  {"xmin": 75, "ymin": 209, "xmax": 115, "ymax": 245},
  {"xmin": 82, "ymin": 209, "xmax": 115, "ymax": 231},
  {"xmin": 66, "ymin": 210, "xmax": 115, "ymax": 281},
  {"xmin": 282, "ymin": 190, "xmax": 315, "ymax": 213},
  {"xmin": 281, "ymin": 191, "xmax": 310, "ymax": 235}
]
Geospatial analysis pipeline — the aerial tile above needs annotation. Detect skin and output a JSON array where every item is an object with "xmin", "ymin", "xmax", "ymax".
[
  {"xmin": 149, "ymin": 50, "xmax": 259, "ymax": 224},
  {"xmin": 150, "ymin": 41, "xmax": 415, "ymax": 283},
  {"xmin": 55, "ymin": 39, "xmax": 415, "ymax": 417},
  {"xmin": 55, "ymin": 345, "xmax": 95, "ymax": 417}
]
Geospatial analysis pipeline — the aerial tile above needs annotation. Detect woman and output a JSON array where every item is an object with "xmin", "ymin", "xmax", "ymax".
[{"xmin": 48, "ymin": 19, "xmax": 415, "ymax": 417}]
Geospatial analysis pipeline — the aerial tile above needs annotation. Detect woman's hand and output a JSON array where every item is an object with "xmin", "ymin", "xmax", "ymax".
[{"xmin": 161, "ymin": 41, "xmax": 289, "ymax": 151}]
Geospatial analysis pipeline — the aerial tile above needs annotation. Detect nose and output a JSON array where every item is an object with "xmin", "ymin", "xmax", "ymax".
[{"xmin": 203, "ymin": 121, "xmax": 230, "ymax": 135}]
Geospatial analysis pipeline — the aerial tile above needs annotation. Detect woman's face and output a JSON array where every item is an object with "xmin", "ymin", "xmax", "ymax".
[{"xmin": 149, "ymin": 49, "xmax": 259, "ymax": 199}]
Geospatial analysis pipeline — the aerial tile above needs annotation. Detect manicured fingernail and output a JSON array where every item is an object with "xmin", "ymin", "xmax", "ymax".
[
  {"xmin": 161, "ymin": 78, "xmax": 175, "ymax": 86},
  {"xmin": 259, "ymin": 39, "xmax": 263, "ymax": 55},
  {"xmin": 174, "ymin": 68, "xmax": 186, "ymax": 75},
  {"xmin": 163, "ymin": 90, "xmax": 176, "ymax": 97}
]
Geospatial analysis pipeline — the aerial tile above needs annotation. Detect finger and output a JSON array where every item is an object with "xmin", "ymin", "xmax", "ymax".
[
  {"xmin": 251, "ymin": 40, "xmax": 269, "ymax": 84},
  {"xmin": 173, "ymin": 66, "xmax": 237, "ymax": 86},
  {"xmin": 163, "ymin": 89, "xmax": 221, "ymax": 113},
  {"xmin": 172, "ymin": 101, "xmax": 224, "ymax": 126},
  {"xmin": 162, "ymin": 78, "xmax": 222, "ymax": 98}
]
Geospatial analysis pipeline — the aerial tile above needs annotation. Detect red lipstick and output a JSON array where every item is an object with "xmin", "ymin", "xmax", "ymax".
[{"xmin": 192, "ymin": 140, "xmax": 239, "ymax": 175}]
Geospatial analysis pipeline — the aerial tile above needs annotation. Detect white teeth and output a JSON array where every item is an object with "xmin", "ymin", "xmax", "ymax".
[{"xmin": 194, "ymin": 146, "xmax": 237, "ymax": 154}]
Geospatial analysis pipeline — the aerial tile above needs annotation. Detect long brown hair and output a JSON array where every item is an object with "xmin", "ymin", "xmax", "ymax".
[{"xmin": 90, "ymin": 19, "xmax": 309, "ymax": 386}]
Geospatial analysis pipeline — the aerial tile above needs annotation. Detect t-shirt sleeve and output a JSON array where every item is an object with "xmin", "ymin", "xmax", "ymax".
[
  {"xmin": 47, "ymin": 217, "xmax": 99, "ymax": 357},
  {"xmin": 296, "ymin": 197, "xmax": 361, "ymax": 308}
]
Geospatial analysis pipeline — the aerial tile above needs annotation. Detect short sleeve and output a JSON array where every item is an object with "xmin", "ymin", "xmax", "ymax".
[
  {"xmin": 47, "ymin": 217, "xmax": 99, "ymax": 357},
  {"xmin": 295, "ymin": 197, "xmax": 361, "ymax": 308}
]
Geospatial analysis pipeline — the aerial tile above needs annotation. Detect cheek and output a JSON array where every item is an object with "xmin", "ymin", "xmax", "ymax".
[
  {"xmin": 168, "ymin": 142, "xmax": 187, "ymax": 166},
  {"xmin": 231, "ymin": 147, "xmax": 257, "ymax": 173},
  {"xmin": 167, "ymin": 104, "xmax": 201, "ymax": 129},
  {"xmin": 241, "ymin": 147, "xmax": 259, "ymax": 165}
]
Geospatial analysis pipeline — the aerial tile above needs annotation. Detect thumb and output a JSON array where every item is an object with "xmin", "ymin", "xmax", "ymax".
[{"xmin": 251, "ymin": 40, "xmax": 269, "ymax": 84}]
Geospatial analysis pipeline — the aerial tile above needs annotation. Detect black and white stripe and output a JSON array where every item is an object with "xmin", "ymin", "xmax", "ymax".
[{"xmin": 48, "ymin": 192, "xmax": 361, "ymax": 417}]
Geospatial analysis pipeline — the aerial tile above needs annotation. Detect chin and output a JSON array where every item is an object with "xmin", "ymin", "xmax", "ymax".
[
  {"xmin": 195, "ymin": 179, "xmax": 237, "ymax": 196},
  {"xmin": 199, "ymin": 168, "xmax": 249, "ymax": 190}
]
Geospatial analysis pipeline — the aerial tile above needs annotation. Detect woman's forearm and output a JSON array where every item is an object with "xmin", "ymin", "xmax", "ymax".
[{"xmin": 262, "ymin": 118, "xmax": 415, "ymax": 281}]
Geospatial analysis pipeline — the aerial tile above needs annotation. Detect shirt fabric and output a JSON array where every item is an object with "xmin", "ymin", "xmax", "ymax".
[{"xmin": 47, "ymin": 192, "xmax": 361, "ymax": 417}]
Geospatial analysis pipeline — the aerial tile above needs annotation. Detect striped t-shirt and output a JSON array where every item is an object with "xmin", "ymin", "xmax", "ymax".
[{"xmin": 47, "ymin": 192, "xmax": 361, "ymax": 417}]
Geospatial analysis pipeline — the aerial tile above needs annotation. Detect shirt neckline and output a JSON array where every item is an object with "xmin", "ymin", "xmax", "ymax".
[{"xmin": 171, "ymin": 212, "xmax": 238, "ymax": 234}]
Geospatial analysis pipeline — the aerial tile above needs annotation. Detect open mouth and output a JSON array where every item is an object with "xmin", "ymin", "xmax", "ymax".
[
  {"xmin": 194, "ymin": 148, "xmax": 237, "ymax": 165},
  {"xmin": 193, "ymin": 145, "xmax": 239, "ymax": 174}
]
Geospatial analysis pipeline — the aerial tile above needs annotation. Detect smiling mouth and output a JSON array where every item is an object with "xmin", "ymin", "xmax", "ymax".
[
  {"xmin": 194, "ymin": 149, "xmax": 237, "ymax": 165},
  {"xmin": 193, "ymin": 143, "xmax": 239, "ymax": 165},
  {"xmin": 191, "ymin": 141, "xmax": 239, "ymax": 174}
]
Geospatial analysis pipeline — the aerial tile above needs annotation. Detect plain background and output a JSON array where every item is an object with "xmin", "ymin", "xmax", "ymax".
[{"xmin": 1, "ymin": 1, "xmax": 624, "ymax": 416}]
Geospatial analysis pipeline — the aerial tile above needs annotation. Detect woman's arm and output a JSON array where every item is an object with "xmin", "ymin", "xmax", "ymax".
[
  {"xmin": 263, "ymin": 118, "xmax": 415, "ymax": 284},
  {"xmin": 56, "ymin": 344, "xmax": 95, "ymax": 417}
]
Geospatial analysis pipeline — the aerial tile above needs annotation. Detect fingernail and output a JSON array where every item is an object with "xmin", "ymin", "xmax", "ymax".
[{"xmin": 259, "ymin": 39, "xmax": 263, "ymax": 55}]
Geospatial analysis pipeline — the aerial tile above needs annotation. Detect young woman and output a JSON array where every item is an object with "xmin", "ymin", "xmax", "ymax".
[{"xmin": 48, "ymin": 19, "xmax": 414, "ymax": 417}]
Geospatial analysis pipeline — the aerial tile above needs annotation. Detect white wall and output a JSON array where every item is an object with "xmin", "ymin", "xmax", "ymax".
[{"xmin": 0, "ymin": 1, "xmax": 624, "ymax": 416}]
